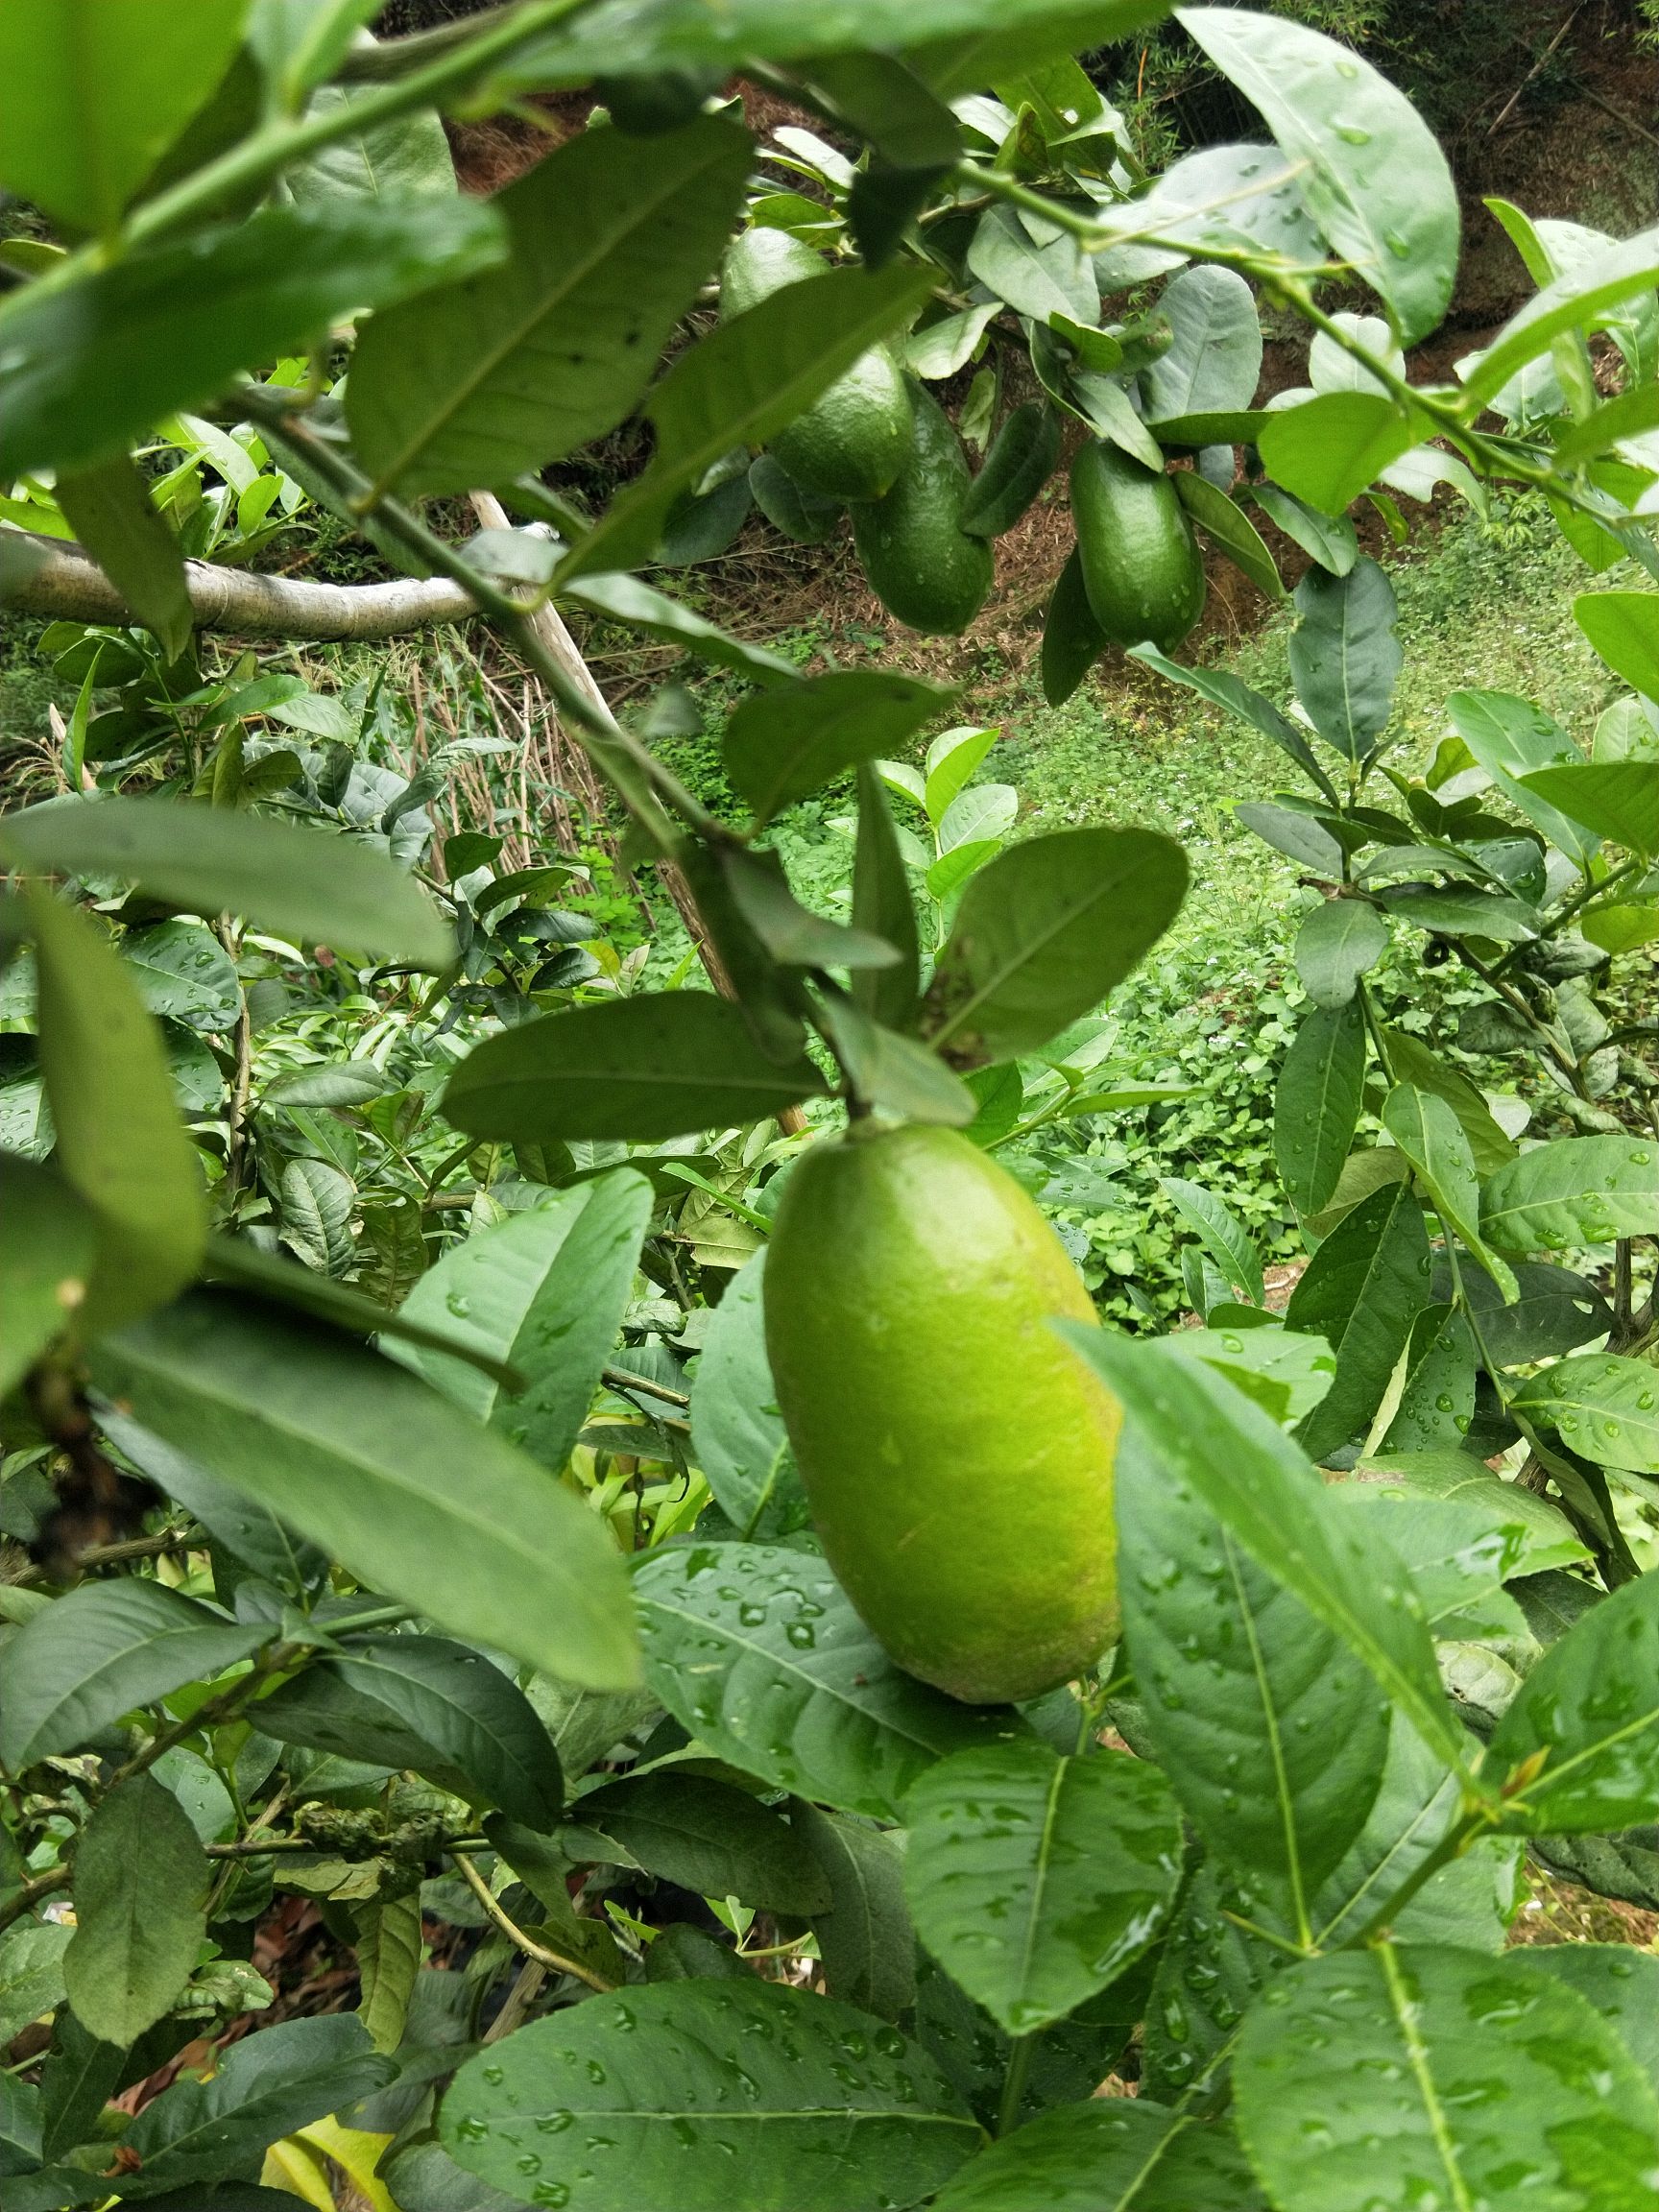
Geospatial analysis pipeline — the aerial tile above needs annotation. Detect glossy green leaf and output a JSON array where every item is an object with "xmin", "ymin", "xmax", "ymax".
[
  {"xmin": 1520, "ymin": 761, "xmax": 1659, "ymax": 856},
  {"xmin": 960, "ymin": 401, "xmax": 1062, "ymax": 538},
  {"xmin": 574, "ymin": 1771, "xmax": 830, "ymax": 1913},
  {"xmin": 1252, "ymin": 480, "xmax": 1358, "ymax": 573},
  {"xmin": 817, "ymin": 992, "xmax": 977, "ymax": 1127},
  {"xmin": 1, "ymin": 798, "xmax": 453, "ymax": 968},
  {"xmin": 1274, "ymin": 998, "xmax": 1366, "ymax": 1214},
  {"xmin": 64, "ymin": 1775, "xmax": 207, "ymax": 2047},
  {"xmin": 1357, "ymin": 1453, "xmax": 1590, "ymax": 1576},
  {"xmin": 1041, "ymin": 545, "xmax": 1110, "ymax": 709},
  {"xmin": 1461, "ymin": 228, "xmax": 1659, "ymax": 407},
  {"xmin": 687, "ymin": 1252, "xmax": 808, "ymax": 1542},
  {"xmin": 28, "ymin": 890, "xmax": 205, "ymax": 1331},
  {"xmin": 633, "ymin": 1541, "xmax": 1027, "ymax": 1819},
  {"xmin": 1444, "ymin": 685, "xmax": 1595, "ymax": 866},
  {"xmin": 926, "ymin": 828, "xmax": 1187, "ymax": 1062},
  {"xmin": 1170, "ymin": 1322, "xmax": 1336, "ymax": 1425},
  {"xmin": 0, "ymin": 1579, "xmax": 266, "ymax": 1770},
  {"xmin": 1117, "ymin": 1430, "xmax": 1386, "ymax": 1939},
  {"xmin": 564, "ymin": 573, "xmax": 798, "ymax": 685},
  {"xmin": 1480, "ymin": 1134, "xmax": 1659, "ymax": 1254},
  {"xmin": 0, "ymin": 0, "xmax": 249, "ymax": 232},
  {"xmin": 442, "ymin": 994, "xmax": 826, "ymax": 1143},
  {"xmin": 1179, "ymin": 7, "xmax": 1457, "ymax": 343},
  {"xmin": 1286, "ymin": 1181, "xmax": 1432, "ymax": 1461},
  {"xmin": 930, "ymin": 2101, "xmax": 1262, "ymax": 2212},
  {"xmin": 1064, "ymin": 1333, "xmax": 1466, "ymax": 1772},
  {"xmin": 852, "ymin": 763, "xmax": 921, "ymax": 1031},
  {"xmin": 121, "ymin": 919, "xmax": 241, "ymax": 1032},
  {"xmin": 904, "ymin": 1739, "xmax": 1180, "ymax": 2035},
  {"xmin": 1382, "ymin": 885, "xmax": 1540, "ymax": 943},
  {"xmin": 1513, "ymin": 1355, "xmax": 1659, "ymax": 1476},
  {"xmin": 1526, "ymin": 1945, "xmax": 1659, "ymax": 2094},
  {"xmin": 1174, "ymin": 469, "xmax": 1284, "ymax": 598},
  {"xmin": 0, "ymin": 1155, "xmax": 97, "ymax": 1395},
  {"xmin": 1258, "ymin": 393, "xmax": 1421, "ymax": 516},
  {"xmin": 1160, "ymin": 1176, "xmax": 1264, "ymax": 1306},
  {"xmin": 1142, "ymin": 265, "xmax": 1262, "ymax": 418},
  {"xmin": 1381, "ymin": 1028, "xmax": 1516, "ymax": 1176},
  {"xmin": 441, "ymin": 1980, "xmax": 979, "ymax": 2212},
  {"xmin": 392, "ymin": 1170, "xmax": 652, "ymax": 1476},
  {"xmin": 53, "ymin": 454, "xmax": 192, "ymax": 661},
  {"xmin": 1128, "ymin": 645, "xmax": 1334, "ymax": 797},
  {"xmin": 1334, "ymin": 1489, "xmax": 1527, "ymax": 1643},
  {"xmin": 1377, "ymin": 1304, "xmax": 1477, "ymax": 1454},
  {"xmin": 349, "ymin": 116, "xmax": 750, "ymax": 496},
  {"xmin": 355, "ymin": 1890, "xmax": 422, "ymax": 2056},
  {"xmin": 1286, "ymin": 557, "xmax": 1401, "ymax": 757},
  {"xmin": 258, "ymin": 1635, "xmax": 563, "ymax": 1831},
  {"xmin": 285, "ymin": 85, "xmax": 457, "ymax": 207},
  {"xmin": 121, "ymin": 2015, "xmax": 394, "ymax": 2197},
  {"xmin": 564, "ymin": 261, "xmax": 936, "ymax": 579},
  {"xmin": 1382, "ymin": 1083, "xmax": 1517, "ymax": 1299},
  {"xmin": 88, "ymin": 1291, "xmax": 641, "ymax": 1690},
  {"xmin": 968, "ymin": 204, "xmax": 1096, "ymax": 323},
  {"xmin": 724, "ymin": 669, "xmax": 950, "ymax": 825},
  {"xmin": 1235, "ymin": 1942, "xmax": 1659, "ymax": 2211},
  {"xmin": 0, "ymin": 199, "xmax": 504, "ymax": 481},
  {"xmin": 796, "ymin": 1805, "xmax": 915, "ymax": 2023},
  {"xmin": 38, "ymin": 2013, "xmax": 124, "ymax": 2165},
  {"xmin": 1575, "ymin": 588, "xmax": 1659, "ymax": 699},
  {"xmin": 1489, "ymin": 1570, "xmax": 1659, "ymax": 1831},
  {"xmin": 1293, "ymin": 898, "xmax": 1389, "ymax": 1007}
]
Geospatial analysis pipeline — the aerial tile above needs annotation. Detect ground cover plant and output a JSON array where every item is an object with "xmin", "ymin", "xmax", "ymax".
[{"xmin": 6, "ymin": 3, "xmax": 1659, "ymax": 2209}]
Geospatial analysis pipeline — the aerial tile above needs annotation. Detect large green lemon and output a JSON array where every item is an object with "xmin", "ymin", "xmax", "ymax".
[
  {"xmin": 763, "ymin": 1123, "xmax": 1121, "ymax": 1704},
  {"xmin": 851, "ymin": 384, "xmax": 994, "ymax": 637},
  {"xmin": 1070, "ymin": 438, "xmax": 1206, "ymax": 654}
]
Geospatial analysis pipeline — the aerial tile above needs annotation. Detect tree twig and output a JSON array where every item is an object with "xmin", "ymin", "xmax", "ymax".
[{"xmin": 449, "ymin": 1850, "xmax": 616, "ymax": 1994}]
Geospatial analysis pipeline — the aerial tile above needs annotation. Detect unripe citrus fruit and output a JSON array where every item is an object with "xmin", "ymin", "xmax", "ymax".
[
  {"xmin": 1070, "ymin": 438, "xmax": 1205, "ymax": 654},
  {"xmin": 722, "ymin": 228, "xmax": 911, "ymax": 503},
  {"xmin": 852, "ymin": 384, "xmax": 994, "ymax": 637},
  {"xmin": 763, "ymin": 1123, "xmax": 1121, "ymax": 1704}
]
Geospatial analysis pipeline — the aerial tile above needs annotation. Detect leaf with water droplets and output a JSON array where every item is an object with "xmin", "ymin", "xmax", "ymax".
[
  {"xmin": 688, "ymin": 1252, "xmax": 810, "ymax": 1541},
  {"xmin": 1234, "ymin": 1941, "xmax": 1659, "ymax": 2212},
  {"xmin": 440, "ymin": 1979, "xmax": 980, "ymax": 2212},
  {"xmin": 1526, "ymin": 1944, "xmax": 1659, "ymax": 2095},
  {"xmin": 633, "ymin": 1542, "xmax": 1027, "ymax": 1819},
  {"xmin": 1489, "ymin": 1570, "xmax": 1659, "ymax": 1834},
  {"xmin": 1513, "ymin": 1354, "xmax": 1659, "ymax": 1476},
  {"xmin": 1273, "ymin": 998, "xmax": 1366, "ymax": 1216},
  {"xmin": 571, "ymin": 1770, "xmax": 830, "ymax": 1914},
  {"xmin": 1285, "ymin": 1180, "xmax": 1432, "ymax": 1463},
  {"xmin": 1481, "ymin": 1135, "xmax": 1659, "ymax": 1256},
  {"xmin": 927, "ymin": 2097, "xmax": 1262, "ymax": 2212},
  {"xmin": 902, "ymin": 1739, "xmax": 1181, "ymax": 2036}
]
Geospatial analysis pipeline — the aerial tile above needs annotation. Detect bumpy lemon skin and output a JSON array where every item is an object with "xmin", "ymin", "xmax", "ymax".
[{"xmin": 763, "ymin": 1123, "xmax": 1122, "ymax": 1704}]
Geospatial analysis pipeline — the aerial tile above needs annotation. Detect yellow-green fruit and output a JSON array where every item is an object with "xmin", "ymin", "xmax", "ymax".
[
  {"xmin": 763, "ymin": 1124, "xmax": 1121, "ymax": 1704},
  {"xmin": 851, "ymin": 384, "xmax": 995, "ymax": 637},
  {"xmin": 1070, "ymin": 438, "xmax": 1206, "ymax": 654},
  {"xmin": 721, "ymin": 227, "xmax": 911, "ymax": 503}
]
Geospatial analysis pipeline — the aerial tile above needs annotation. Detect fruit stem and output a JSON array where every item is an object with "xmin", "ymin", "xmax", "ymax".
[{"xmin": 996, "ymin": 2033, "xmax": 1035, "ymax": 2138}]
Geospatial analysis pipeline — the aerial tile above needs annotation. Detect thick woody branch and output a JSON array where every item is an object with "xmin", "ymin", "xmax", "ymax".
[{"xmin": 2, "ymin": 529, "xmax": 477, "ymax": 640}]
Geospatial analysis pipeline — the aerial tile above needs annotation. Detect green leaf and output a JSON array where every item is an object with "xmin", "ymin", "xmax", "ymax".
[
  {"xmin": 0, "ymin": 1924, "xmax": 72, "ymax": 2052},
  {"xmin": 1235, "ymin": 1942, "xmax": 1659, "ymax": 2210},
  {"xmin": 1488, "ymin": 1570, "xmax": 1659, "ymax": 1831},
  {"xmin": 441, "ymin": 1980, "xmax": 979, "ymax": 2212},
  {"xmin": 441, "ymin": 994, "xmax": 826, "ymax": 1144},
  {"xmin": 633, "ymin": 1541, "xmax": 1027, "ymax": 1819},
  {"xmin": 1127, "ymin": 645, "xmax": 1334, "ymax": 797},
  {"xmin": 87, "ymin": 1291, "xmax": 641, "ymax": 1690},
  {"xmin": 1520, "ymin": 762, "xmax": 1659, "ymax": 857},
  {"xmin": 1040, "ymin": 545, "xmax": 1109, "ymax": 709},
  {"xmin": 1381, "ymin": 885, "xmax": 1540, "ymax": 944},
  {"xmin": 1292, "ymin": 899, "xmax": 1389, "ymax": 1008},
  {"xmin": 1444, "ymin": 687, "xmax": 1594, "ymax": 869},
  {"xmin": 1251, "ymin": 481, "xmax": 1358, "ymax": 573},
  {"xmin": 1382, "ymin": 1083, "xmax": 1518, "ymax": 1300},
  {"xmin": 39, "ymin": 2013, "xmax": 124, "ymax": 2164},
  {"xmin": 64, "ymin": 1775, "xmax": 207, "ymax": 2047},
  {"xmin": 960, "ymin": 401, "xmax": 1062, "ymax": 538},
  {"xmin": 0, "ymin": 1155, "xmax": 97, "ymax": 1396},
  {"xmin": 28, "ymin": 890, "xmax": 205, "ymax": 1332},
  {"xmin": 1358, "ymin": 1453, "xmax": 1590, "ymax": 1576},
  {"xmin": 1, "ymin": 798, "xmax": 453, "ymax": 968},
  {"xmin": 1513, "ymin": 1355, "xmax": 1659, "ymax": 1476},
  {"xmin": 121, "ymin": 920, "xmax": 241, "ymax": 1032},
  {"xmin": 904, "ymin": 1739, "xmax": 1181, "ymax": 2035},
  {"xmin": 1117, "ymin": 1424, "xmax": 1386, "ymax": 1936},
  {"xmin": 564, "ymin": 573, "xmax": 798, "ymax": 685},
  {"xmin": 967, "ymin": 205, "xmax": 1095, "ymax": 323},
  {"xmin": 1273, "ymin": 998, "xmax": 1366, "ymax": 1214},
  {"xmin": 926, "ymin": 828, "xmax": 1187, "ymax": 1062},
  {"xmin": 688, "ymin": 1252, "xmax": 809, "ymax": 1542},
  {"xmin": 1142, "ymin": 265, "xmax": 1262, "ymax": 418},
  {"xmin": 391, "ymin": 1170, "xmax": 653, "ymax": 1477},
  {"xmin": 852, "ymin": 763, "xmax": 921, "ymax": 1031},
  {"xmin": 285, "ymin": 85, "xmax": 457, "ymax": 207},
  {"xmin": 258, "ymin": 1635, "xmax": 564, "ymax": 1831},
  {"xmin": 1173, "ymin": 471, "xmax": 1284, "ymax": 598},
  {"xmin": 349, "ymin": 116, "xmax": 750, "ymax": 497},
  {"xmin": 355, "ymin": 1890, "xmax": 422, "ymax": 2056},
  {"xmin": 817, "ymin": 992, "xmax": 978, "ymax": 1127},
  {"xmin": 1378, "ymin": 1304, "xmax": 1477, "ymax": 1454},
  {"xmin": 1171, "ymin": 1322, "xmax": 1336, "ymax": 1425},
  {"xmin": 563, "ymin": 261, "xmax": 937, "ymax": 580},
  {"xmin": 1066, "ymin": 1333, "xmax": 1465, "ymax": 1773},
  {"xmin": 1286, "ymin": 1181, "xmax": 1432, "ymax": 1461},
  {"xmin": 1286, "ymin": 557, "xmax": 1401, "ymax": 758},
  {"xmin": 1480, "ymin": 1134, "xmax": 1659, "ymax": 1254},
  {"xmin": 121, "ymin": 2015, "xmax": 394, "ymax": 2197},
  {"xmin": 574, "ymin": 1771, "xmax": 830, "ymax": 1913},
  {"xmin": 53, "ymin": 454, "xmax": 192, "ymax": 661},
  {"xmin": 1334, "ymin": 1489, "xmax": 1527, "ymax": 1643},
  {"xmin": 1380, "ymin": 1028, "xmax": 1516, "ymax": 1176},
  {"xmin": 723, "ymin": 669, "xmax": 951, "ymax": 825},
  {"xmin": 929, "ymin": 2102, "xmax": 1262, "ymax": 2212},
  {"xmin": 0, "ymin": 1578, "xmax": 266, "ymax": 1770},
  {"xmin": 1461, "ymin": 227, "xmax": 1659, "ymax": 407},
  {"xmin": 795, "ymin": 1805, "xmax": 915, "ymax": 2023},
  {"xmin": 1178, "ymin": 6, "xmax": 1457, "ymax": 344},
  {"xmin": 1160, "ymin": 1176, "xmax": 1264, "ymax": 1306},
  {"xmin": 0, "ymin": 199, "xmax": 505, "ymax": 481},
  {"xmin": 1525, "ymin": 1945, "xmax": 1659, "ymax": 2094},
  {"xmin": 0, "ymin": 0, "xmax": 249, "ymax": 233},
  {"xmin": 1576, "ymin": 588, "xmax": 1659, "ymax": 699},
  {"xmin": 249, "ymin": 0, "xmax": 383, "ymax": 104},
  {"xmin": 1257, "ymin": 392, "xmax": 1421, "ymax": 516}
]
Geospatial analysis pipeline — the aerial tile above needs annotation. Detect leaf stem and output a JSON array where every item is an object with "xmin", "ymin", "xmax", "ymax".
[
  {"xmin": 449, "ymin": 1848, "xmax": 617, "ymax": 1993},
  {"xmin": 996, "ymin": 2033, "xmax": 1035, "ymax": 2139}
]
